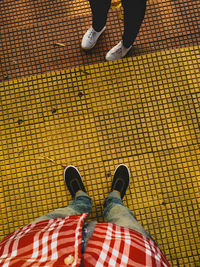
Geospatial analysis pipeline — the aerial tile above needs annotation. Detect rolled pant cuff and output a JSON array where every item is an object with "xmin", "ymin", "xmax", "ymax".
[
  {"xmin": 107, "ymin": 191, "xmax": 122, "ymax": 200},
  {"xmin": 75, "ymin": 191, "xmax": 91, "ymax": 199}
]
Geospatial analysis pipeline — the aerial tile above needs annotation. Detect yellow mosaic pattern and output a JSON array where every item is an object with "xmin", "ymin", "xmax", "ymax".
[{"xmin": 1, "ymin": 46, "xmax": 200, "ymax": 265}]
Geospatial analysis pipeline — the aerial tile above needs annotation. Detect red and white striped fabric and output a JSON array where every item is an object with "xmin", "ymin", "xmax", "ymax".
[
  {"xmin": 84, "ymin": 223, "xmax": 170, "ymax": 267},
  {"xmin": 0, "ymin": 214, "xmax": 86, "ymax": 267},
  {"xmin": 0, "ymin": 214, "xmax": 171, "ymax": 267}
]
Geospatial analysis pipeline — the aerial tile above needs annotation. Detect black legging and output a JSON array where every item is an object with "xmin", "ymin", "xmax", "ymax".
[{"xmin": 88, "ymin": 0, "xmax": 147, "ymax": 48}]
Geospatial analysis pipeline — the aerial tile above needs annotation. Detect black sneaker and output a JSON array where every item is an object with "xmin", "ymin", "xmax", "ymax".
[
  {"xmin": 111, "ymin": 164, "xmax": 130, "ymax": 199},
  {"xmin": 64, "ymin": 165, "xmax": 86, "ymax": 198}
]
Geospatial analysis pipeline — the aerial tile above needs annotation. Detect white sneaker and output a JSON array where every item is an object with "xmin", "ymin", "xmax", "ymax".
[
  {"xmin": 81, "ymin": 26, "xmax": 106, "ymax": 50},
  {"xmin": 105, "ymin": 41, "xmax": 132, "ymax": 61}
]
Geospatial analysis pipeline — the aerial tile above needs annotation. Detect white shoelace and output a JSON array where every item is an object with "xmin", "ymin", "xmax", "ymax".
[
  {"xmin": 88, "ymin": 29, "xmax": 96, "ymax": 40},
  {"xmin": 112, "ymin": 45, "xmax": 122, "ymax": 55}
]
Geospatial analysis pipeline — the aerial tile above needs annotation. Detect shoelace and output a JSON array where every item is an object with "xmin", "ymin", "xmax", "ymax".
[
  {"xmin": 88, "ymin": 29, "xmax": 96, "ymax": 40},
  {"xmin": 112, "ymin": 45, "xmax": 122, "ymax": 55}
]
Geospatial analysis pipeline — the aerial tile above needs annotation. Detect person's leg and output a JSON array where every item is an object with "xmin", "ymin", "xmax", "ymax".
[
  {"xmin": 31, "ymin": 166, "xmax": 92, "ymax": 223},
  {"xmin": 122, "ymin": 0, "xmax": 147, "ymax": 48},
  {"xmin": 81, "ymin": 0, "xmax": 110, "ymax": 50},
  {"xmin": 105, "ymin": 0, "xmax": 147, "ymax": 60},
  {"xmin": 104, "ymin": 191, "xmax": 152, "ymax": 239},
  {"xmin": 31, "ymin": 191, "xmax": 92, "ymax": 223},
  {"xmin": 103, "ymin": 164, "xmax": 153, "ymax": 240},
  {"xmin": 88, "ymin": 0, "xmax": 111, "ymax": 32}
]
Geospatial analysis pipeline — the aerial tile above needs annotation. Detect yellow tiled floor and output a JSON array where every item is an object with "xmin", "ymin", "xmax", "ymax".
[{"xmin": 1, "ymin": 46, "xmax": 200, "ymax": 265}]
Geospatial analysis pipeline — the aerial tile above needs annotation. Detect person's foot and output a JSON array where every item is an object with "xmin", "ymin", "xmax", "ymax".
[
  {"xmin": 81, "ymin": 26, "xmax": 106, "ymax": 50},
  {"xmin": 111, "ymin": 164, "xmax": 130, "ymax": 199},
  {"xmin": 64, "ymin": 165, "xmax": 86, "ymax": 198},
  {"xmin": 105, "ymin": 41, "xmax": 132, "ymax": 61}
]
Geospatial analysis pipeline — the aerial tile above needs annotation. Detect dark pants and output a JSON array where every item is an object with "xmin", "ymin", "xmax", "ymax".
[{"xmin": 88, "ymin": 0, "xmax": 147, "ymax": 48}]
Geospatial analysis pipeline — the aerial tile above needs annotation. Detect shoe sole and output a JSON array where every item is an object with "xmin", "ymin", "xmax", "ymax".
[{"xmin": 81, "ymin": 41, "xmax": 97, "ymax": 51}]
